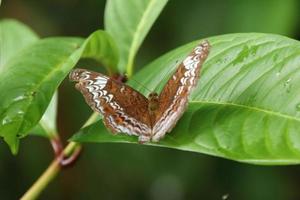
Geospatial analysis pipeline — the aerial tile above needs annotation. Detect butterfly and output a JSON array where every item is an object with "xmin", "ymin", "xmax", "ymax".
[{"xmin": 69, "ymin": 40, "xmax": 210, "ymax": 143}]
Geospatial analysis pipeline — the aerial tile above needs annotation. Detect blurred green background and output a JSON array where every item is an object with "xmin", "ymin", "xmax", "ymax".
[{"xmin": 1, "ymin": 0, "xmax": 300, "ymax": 199}]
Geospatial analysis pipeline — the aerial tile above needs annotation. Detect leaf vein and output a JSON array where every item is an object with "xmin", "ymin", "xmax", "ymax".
[{"xmin": 190, "ymin": 100, "xmax": 300, "ymax": 122}]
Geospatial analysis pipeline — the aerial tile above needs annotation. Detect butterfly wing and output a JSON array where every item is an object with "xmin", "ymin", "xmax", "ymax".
[
  {"xmin": 69, "ymin": 69, "xmax": 152, "ymax": 140},
  {"xmin": 151, "ymin": 41, "xmax": 210, "ymax": 141}
]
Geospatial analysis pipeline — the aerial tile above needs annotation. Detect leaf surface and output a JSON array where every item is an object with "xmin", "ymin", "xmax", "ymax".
[
  {"xmin": 71, "ymin": 33, "xmax": 300, "ymax": 165},
  {"xmin": 105, "ymin": 0, "xmax": 168, "ymax": 75},
  {"xmin": 30, "ymin": 92, "xmax": 58, "ymax": 138},
  {"xmin": 0, "ymin": 19, "xmax": 39, "ymax": 69},
  {"xmin": 0, "ymin": 29, "xmax": 119, "ymax": 154}
]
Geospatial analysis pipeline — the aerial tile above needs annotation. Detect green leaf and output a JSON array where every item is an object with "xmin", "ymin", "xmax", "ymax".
[
  {"xmin": 39, "ymin": 91, "xmax": 58, "ymax": 136},
  {"xmin": 105, "ymin": 0, "xmax": 168, "ymax": 75},
  {"xmin": 0, "ymin": 37, "xmax": 83, "ymax": 154},
  {"xmin": 30, "ymin": 92, "xmax": 58, "ymax": 138},
  {"xmin": 0, "ymin": 19, "xmax": 58, "ymax": 139},
  {"xmin": 81, "ymin": 30, "xmax": 119, "ymax": 74},
  {"xmin": 71, "ymin": 33, "xmax": 300, "ymax": 165},
  {"xmin": 0, "ymin": 19, "xmax": 39, "ymax": 68},
  {"xmin": 0, "ymin": 29, "xmax": 119, "ymax": 154}
]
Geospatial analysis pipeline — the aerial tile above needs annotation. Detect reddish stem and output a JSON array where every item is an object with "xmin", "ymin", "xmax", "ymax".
[
  {"xmin": 50, "ymin": 137, "xmax": 63, "ymax": 156},
  {"xmin": 50, "ymin": 137, "xmax": 82, "ymax": 168},
  {"xmin": 60, "ymin": 146, "xmax": 82, "ymax": 167}
]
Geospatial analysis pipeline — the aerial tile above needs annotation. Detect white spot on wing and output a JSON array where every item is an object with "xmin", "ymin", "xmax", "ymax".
[{"xmin": 120, "ymin": 86, "xmax": 125, "ymax": 93}]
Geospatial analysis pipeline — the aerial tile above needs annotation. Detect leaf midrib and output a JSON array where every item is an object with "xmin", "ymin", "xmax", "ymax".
[
  {"xmin": 191, "ymin": 100, "xmax": 300, "ymax": 122},
  {"xmin": 126, "ymin": 0, "xmax": 157, "ymax": 76}
]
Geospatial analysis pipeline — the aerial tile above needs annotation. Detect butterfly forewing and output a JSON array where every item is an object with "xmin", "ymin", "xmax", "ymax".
[
  {"xmin": 69, "ymin": 69, "xmax": 152, "ymax": 137},
  {"xmin": 151, "ymin": 41, "xmax": 210, "ymax": 141}
]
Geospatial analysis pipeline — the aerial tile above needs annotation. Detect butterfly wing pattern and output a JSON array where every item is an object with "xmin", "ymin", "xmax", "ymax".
[
  {"xmin": 70, "ymin": 40, "xmax": 210, "ymax": 143},
  {"xmin": 69, "ymin": 69, "xmax": 152, "ymax": 137},
  {"xmin": 151, "ymin": 41, "xmax": 210, "ymax": 141}
]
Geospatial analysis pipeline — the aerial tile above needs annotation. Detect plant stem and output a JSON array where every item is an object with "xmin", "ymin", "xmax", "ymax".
[
  {"xmin": 20, "ymin": 160, "xmax": 60, "ymax": 200},
  {"xmin": 20, "ymin": 112, "xmax": 99, "ymax": 200}
]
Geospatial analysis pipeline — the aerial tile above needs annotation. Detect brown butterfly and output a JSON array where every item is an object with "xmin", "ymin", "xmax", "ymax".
[{"xmin": 69, "ymin": 41, "xmax": 210, "ymax": 143}]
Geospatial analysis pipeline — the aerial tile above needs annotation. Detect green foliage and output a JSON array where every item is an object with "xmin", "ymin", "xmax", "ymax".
[
  {"xmin": 0, "ymin": 26, "xmax": 119, "ymax": 153},
  {"xmin": 72, "ymin": 33, "xmax": 300, "ymax": 165},
  {"xmin": 81, "ymin": 30, "xmax": 119, "ymax": 74},
  {"xmin": 0, "ymin": 19, "xmax": 39, "ymax": 68},
  {"xmin": 30, "ymin": 92, "xmax": 58, "ymax": 138},
  {"xmin": 1, "ymin": 1, "xmax": 300, "ymax": 167},
  {"xmin": 0, "ymin": 37, "xmax": 83, "ymax": 154},
  {"xmin": 105, "ymin": 0, "xmax": 168, "ymax": 75}
]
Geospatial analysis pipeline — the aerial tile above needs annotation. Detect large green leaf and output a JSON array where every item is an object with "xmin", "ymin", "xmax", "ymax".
[
  {"xmin": 0, "ymin": 29, "xmax": 119, "ymax": 154},
  {"xmin": 71, "ymin": 33, "xmax": 300, "ymax": 165},
  {"xmin": 105, "ymin": 0, "xmax": 168, "ymax": 75},
  {"xmin": 0, "ymin": 19, "xmax": 39, "ymax": 68}
]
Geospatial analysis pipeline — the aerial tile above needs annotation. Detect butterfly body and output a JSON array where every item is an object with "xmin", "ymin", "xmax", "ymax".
[
  {"xmin": 148, "ymin": 92, "xmax": 159, "ymax": 112},
  {"xmin": 70, "ymin": 41, "xmax": 210, "ymax": 143}
]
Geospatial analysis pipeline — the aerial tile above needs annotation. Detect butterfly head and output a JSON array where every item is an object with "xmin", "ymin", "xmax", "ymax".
[{"xmin": 111, "ymin": 73, "xmax": 128, "ymax": 83}]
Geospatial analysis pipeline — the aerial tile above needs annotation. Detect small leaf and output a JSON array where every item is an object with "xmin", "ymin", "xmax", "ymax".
[
  {"xmin": 30, "ymin": 92, "xmax": 58, "ymax": 138},
  {"xmin": 40, "ymin": 92, "xmax": 58, "ymax": 136},
  {"xmin": 0, "ymin": 28, "xmax": 119, "ymax": 154},
  {"xmin": 105, "ymin": 0, "xmax": 168, "ymax": 75},
  {"xmin": 81, "ymin": 30, "xmax": 119, "ymax": 74},
  {"xmin": 71, "ymin": 33, "xmax": 300, "ymax": 165},
  {"xmin": 0, "ymin": 19, "xmax": 39, "ymax": 69}
]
